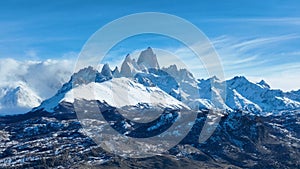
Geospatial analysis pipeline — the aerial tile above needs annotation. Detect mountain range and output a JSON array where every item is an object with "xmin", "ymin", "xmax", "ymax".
[
  {"xmin": 21, "ymin": 47, "xmax": 299, "ymax": 116},
  {"xmin": 0, "ymin": 47, "xmax": 299, "ymax": 168}
]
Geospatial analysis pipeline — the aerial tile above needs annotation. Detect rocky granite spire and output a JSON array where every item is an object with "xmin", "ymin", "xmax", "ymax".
[
  {"xmin": 137, "ymin": 47, "xmax": 160, "ymax": 69},
  {"xmin": 101, "ymin": 63, "xmax": 112, "ymax": 78},
  {"xmin": 120, "ymin": 54, "xmax": 139, "ymax": 77}
]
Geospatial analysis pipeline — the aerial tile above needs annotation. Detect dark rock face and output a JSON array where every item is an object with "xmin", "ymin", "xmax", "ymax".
[
  {"xmin": 0, "ymin": 101, "xmax": 299, "ymax": 168},
  {"xmin": 184, "ymin": 110, "xmax": 300, "ymax": 168}
]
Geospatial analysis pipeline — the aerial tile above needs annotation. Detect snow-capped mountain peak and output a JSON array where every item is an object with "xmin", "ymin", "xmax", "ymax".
[
  {"xmin": 2, "ymin": 85, "xmax": 41, "ymax": 108},
  {"xmin": 119, "ymin": 47, "xmax": 160, "ymax": 77},
  {"xmin": 120, "ymin": 54, "xmax": 140, "ymax": 77},
  {"xmin": 0, "ymin": 82, "xmax": 42, "ymax": 115},
  {"xmin": 137, "ymin": 47, "xmax": 160, "ymax": 69},
  {"xmin": 227, "ymin": 76, "xmax": 249, "ymax": 86},
  {"xmin": 70, "ymin": 66, "xmax": 99, "ymax": 86},
  {"xmin": 257, "ymin": 79, "xmax": 270, "ymax": 89}
]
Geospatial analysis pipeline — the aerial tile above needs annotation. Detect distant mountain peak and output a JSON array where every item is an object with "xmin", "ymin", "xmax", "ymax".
[
  {"xmin": 168, "ymin": 64, "xmax": 178, "ymax": 71},
  {"xmin": 112, "ymin": 66, "xmax": 120, "ymax": 78},
  {"xmin": 101, "ymin": 63, "xmax": 112, "ymax": 78},
  {"xmin": 137, "ymin": 47, "xmax": 160, "ymax": 69},
  {"xmin": 232, "ymin": 76, "xmax": 248, "ymax": 81},
  {"xmin": 257, "ymin": 80, "xmax": 270, "ymax": 89},
  {"xmin": 0, "ymin": 83, "xmax": 41, "ymax": 113},
  {"xmin": 210, "ymin": 75, "xmax": 220, "ymax": 82},
  {"xmin": 228, "ymin": 76, "xmax": 250, "ymax": 86},
  {"xmin": 120, "ymin": 54, "xmax": 139, "ymax": 77}
]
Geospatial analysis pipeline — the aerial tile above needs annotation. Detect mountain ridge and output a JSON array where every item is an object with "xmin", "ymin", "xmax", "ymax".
[
  {"xmin": 1, "ymin": 47, "xmax": 300, "ymax": 115},
  {"xmin": 31, "ymin": 47, "xmax": 300, "ymax": 115}
]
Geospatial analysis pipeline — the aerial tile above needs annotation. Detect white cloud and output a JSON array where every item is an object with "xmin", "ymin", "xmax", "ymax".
[{"xmin": 0, "ymin": 58, "xmax": 76, "ymax": 99}]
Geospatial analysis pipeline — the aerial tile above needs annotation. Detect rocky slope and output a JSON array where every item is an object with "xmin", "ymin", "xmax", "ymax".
[{"xmin": 0, "ymin": 101, "xmax": 299, "ymax": 168}]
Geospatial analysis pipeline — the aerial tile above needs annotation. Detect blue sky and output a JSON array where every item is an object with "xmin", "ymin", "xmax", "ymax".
[{"xmin": 1, "ymin": 0, "xmax": 300, "ymax": 91}]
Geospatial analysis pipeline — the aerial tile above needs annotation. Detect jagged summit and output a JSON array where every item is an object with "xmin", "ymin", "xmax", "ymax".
[
  {"xmin": 166, "ymin": 64, "xmax": 178, "ymax": 72},
  {"xmin": 227, "ymin": 76, "xmax": 250, "ymax": 87},
  {"xmin": 257, "ymin": 80, "xmax": 270, "ymax": 89},
  {"xmin": 231, "ymin": 76, "xmax": 248, "ymax": 81},
  {"xmin": 120, "ymin": 54, "xmax": 139, "ymax": 77},
  {"xmin": 101, "ymin": 63, "xmax": 112, "ymax": 78},
  {"xmin": 70, "ymin": 66, "xmax": 99, "ymax": 85},
  {"xmin": 0, "ymin": 82, "xmax": 42, "ymax": 115},
  {"xmin": 209, "ymin": 75, "xmax": 220, "ymax": 82},
  {"xmin": 119, "ymin": 47, "xmax": 160, "ymax": 77},
  {"xmin": 112, "ymin": 66, "xmax": 120, "ymax": 78},
  {"xmin": 137, "ymin": 47, "xmax": 160, "ymax": 69}
]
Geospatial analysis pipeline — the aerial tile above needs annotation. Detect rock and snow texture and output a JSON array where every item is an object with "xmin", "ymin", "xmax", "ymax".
[
  {"xmin": 37, "ymin": 77, "xmax": 188, "ymax": 112},
  {"xmin": 257, "ymin": 80, "xmax": 270, "ymax": 89},
  {"xmin": 0, "ymin": 82, "xmax": 42, "ymax": 115},
  {"xmin": 285, "ymin": 89, "xmax": 300, "ymax": 102},
  {"xmin": 64, "ymin": 77, "xmax": 187, "ymax": 109},
  {"xmin": 120, "ymin": 54, "xmax": 140, "ymax": 77},
  {"xmin": 198, "ymin": 76, "xmax": 300, "ymax": 113},
  {"xmin": 120, "ymin": 47, "xmax": 160, "ymax": 77},
  {"xmin": 3, "ymin": 47, "xmax": 300, "ymax": 115},
  {"xmin": 225, "ymin": 76, "xmax": 300, "ymax": 112},
  {"xmin": 162, "ymin": 64, "xmax": 200, "ymax": 101},
  {"xmin": 101, "ymin": 63, "xmax": 113, "ymax": 78},
  {"xmin": 137, "ymin": 47, "xmax": 160, "ymax": 69}
]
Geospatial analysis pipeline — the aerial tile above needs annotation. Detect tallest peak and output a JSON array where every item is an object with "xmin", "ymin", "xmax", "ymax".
[{"xmin": 137, "ymin": 47, "xmax": 159, "ymax": 69}]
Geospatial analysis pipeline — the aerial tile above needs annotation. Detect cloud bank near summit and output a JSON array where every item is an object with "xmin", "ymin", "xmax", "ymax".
[{"xmin": 0, "ymin": 58, "xmax": 75, "ymax": 99}]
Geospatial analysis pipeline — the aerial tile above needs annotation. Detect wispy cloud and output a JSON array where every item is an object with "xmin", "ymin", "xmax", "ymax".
[
  {"xmin": 247, "ymin": 62, "xmax": 300, "ymax": 91},
  {"xmin": 230, "ymin": 34, "xmax": 300, "ymax": 51},
  {"xmin": 201, "ymin": 17, "xmax": 300, "ymax": 25},
  {"xmin": 209, "ymin": 34, "xmax": 300, "ymax": 91}
]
